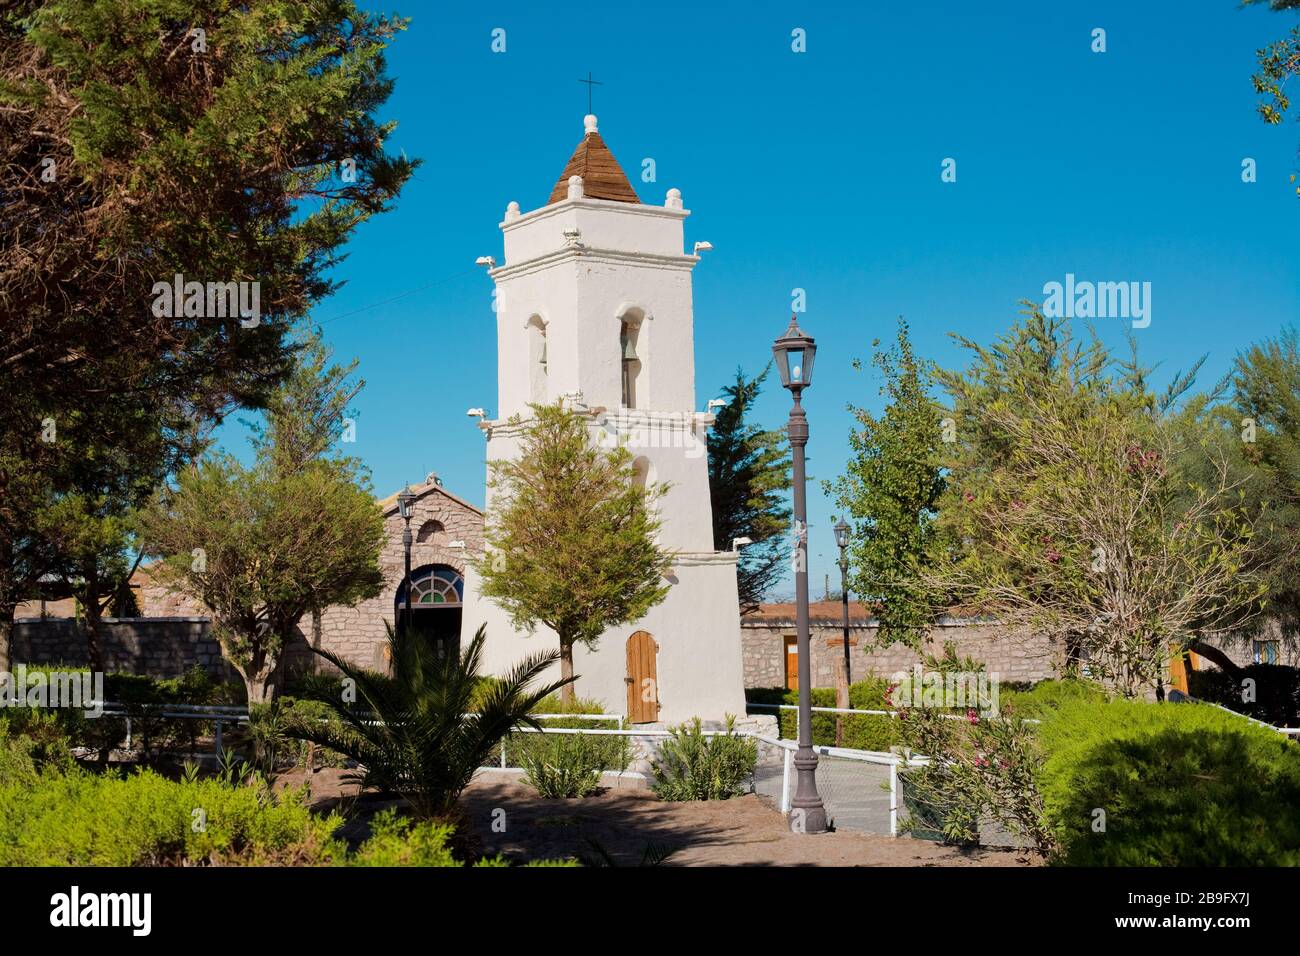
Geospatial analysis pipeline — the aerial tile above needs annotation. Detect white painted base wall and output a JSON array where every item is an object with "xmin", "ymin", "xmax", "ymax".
[{"xmin": 461, "ymin": 554, "xmax": 746, "ymax": 724}]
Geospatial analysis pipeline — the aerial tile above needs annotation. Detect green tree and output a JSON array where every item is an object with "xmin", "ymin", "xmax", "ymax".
[
  {"xmin": 1229, "ymin": 327, "xmax": 1300, "ymax": 642},
  {"xmin": 143, "ymin": 336, "xmax": 384, "ymax": 702},
  {"xmin": 707, "ymin": 365, "xmax": 792, "ymax": 612},
  {"xmin": 0, "ymin": 0, "xmax": 415, "ymax": 664},
  {"xmin": 933, "ymin": 309, "xmax": 1268, "ymax": 696},
  {"xmin": 826, "ymin": 320, "xmax": 944, "ymax": 648},
  {"xmin": 475, "ymin": 402, "xmax": 672, "ymax": 707},
  {"xmin": 1247, "ymin": 0, "xmax": 1300, "ymax": 196}
]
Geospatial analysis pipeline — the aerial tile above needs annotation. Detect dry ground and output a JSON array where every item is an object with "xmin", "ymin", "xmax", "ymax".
[{"xmin": 278, "ymin": 767, "xmax": 1037, "ymax": 867}]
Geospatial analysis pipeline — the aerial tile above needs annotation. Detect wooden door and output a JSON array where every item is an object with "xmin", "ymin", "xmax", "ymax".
[
  {"xmin": 625, "ymin": 631, "xmax": 659, "ymax": 724},
  {"xmin": 785, "ymin": 635, "xmax": 798, "ymax": 691}
]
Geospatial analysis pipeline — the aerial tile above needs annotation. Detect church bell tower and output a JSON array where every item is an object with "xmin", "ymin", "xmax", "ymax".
[{"xmin": 463, "ymin": 114, "xmax": 746, "ymax": 723}]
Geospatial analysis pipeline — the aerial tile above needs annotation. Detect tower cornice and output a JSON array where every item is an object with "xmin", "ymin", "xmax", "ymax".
[
  {"xmin": 500, "ymin": 195, "xmax": 690, "ymax": 233},
  {"xmin": 489, "ymin": 246, "xmax": 699, "ymax": 282}
]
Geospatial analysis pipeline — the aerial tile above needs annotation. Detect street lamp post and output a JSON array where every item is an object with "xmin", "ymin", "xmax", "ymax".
[
  {"xmin": 772, "ymin": 314, "xmax": 828, "ymax": 835},
  {"xmin": 834, "ymin": 517, "xmax": 852, "ymax": 685},
  {"xmin": 397, "ymin": 485, "xmax": 416, "ymax": 633}
]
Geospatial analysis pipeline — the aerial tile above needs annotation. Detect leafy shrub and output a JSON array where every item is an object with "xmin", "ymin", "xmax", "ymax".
[
  {"xmin": 520, "ymin": 733, "xmax": 605, "ymax": 798},
  {"xmin": 347, "ymin": 812, "xmax": 575, "ymax": 866},
  {"xmin": 1038, "ymin": 699, "xmax": 1300, "ymax": 865},
  {"xmin": 1189, "ymin": 664, "xmax": 1300, "ymax": 728},
  {"xmin": 5, "ymin": 665, "xmax": 241, "ymax": 761},
  {"xmin": 897, "ymin": 706, "xmax": 1053, "ymax": 852},
  {"xmin": 530, "ymin": 694, "xmax": 610, "ymax": 716},
  {"xmin": 747, "ymin": 680, "xmax": 903, "ymax": 751},
  {"xmin": 0, "ymin": 765, "xmax": 341, "ymax": 866},
  {"xmin": 504, "ymin": 695, "xmax": 628, "ymax": 775},
  {"xmin": 891, "ymin": 643, "xmax": 986, "ymax": 711},
  {"xmin": 1000, "ymin": 678, "xmax": 1108, "ymax": 720},
  {"xmin": 651, "ymin": 716, "xmax": 757, "ymax": 801},
  {"xmin": 0, "ymin": 720, "xmax": 40, "ymax": 788},
  {"xmin": 347, "ymin": 809, "xmax": 462, "ymax": 866},
  {"xmin": 0, "ymin": 721, "xmax": 568, "ymax": 866}
]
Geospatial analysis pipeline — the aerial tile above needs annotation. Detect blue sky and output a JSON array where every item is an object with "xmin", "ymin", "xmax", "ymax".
[{"xmin": 230, "ymin": 0, "xmax": 1299, "ymax": 599}]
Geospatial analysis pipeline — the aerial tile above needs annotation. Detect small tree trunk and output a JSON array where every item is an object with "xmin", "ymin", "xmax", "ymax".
[
  {"xmin": 83, "ymin": 598, "xmax": 106, "ymax": 675},
  {"xmin": 245, "ymin": 673, "xmax": 273, "ymax": 705},
  {"xmin": 227, "ymin": 636, "xmax": 276, "ymax": 705},
  {"xmin": 559, "ymin": 640, "xmax": 575, "ymax": 707},
  {"xmin": 0, "ymin": 607, "xmax": 13, "ymax": 673},
  {"xmin": 834, "ymin": 658, "xmax": 849, "ymax": 747},
  {"xmin": 1188, "ymin": 638, "xmax": 1242, "ymax": 679},
  {"xmin": 311, "ymin": 607, "xmax": 322, "ymax": 676}
]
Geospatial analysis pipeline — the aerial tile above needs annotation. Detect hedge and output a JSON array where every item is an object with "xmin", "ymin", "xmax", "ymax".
[
  {"xmin": 1189, "ymin": 664, "xmax": 1300, "ymax": 728},
  {"xmin": 1037, "ymin": 699, "xmax": 1300, "ymax": 866},
  {"xmin": 747, "ymin": 678, "xmax": 903, "ymax": 751}
]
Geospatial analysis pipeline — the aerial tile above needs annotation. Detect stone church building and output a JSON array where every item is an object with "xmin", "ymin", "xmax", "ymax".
[{"xmin": 113, "ymin": 113, "xmax": 751, "ymax": 724}]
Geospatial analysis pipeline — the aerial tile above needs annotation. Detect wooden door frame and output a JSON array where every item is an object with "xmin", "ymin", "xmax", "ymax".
[
  {"xmin": 784, "ymin": 634, "xmax": 798, "ymax": 692},
  {"xmin": 625, "ymin": 630, "xmax": 660, "ymax": 724}
]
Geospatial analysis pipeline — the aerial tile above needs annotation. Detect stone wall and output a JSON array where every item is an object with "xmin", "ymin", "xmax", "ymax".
[
  {"xmin": 111, "ymin": 478, "xmax": 487, "ymax": 684},
  {"xmin": 311, "ymin": 481, "xmax": 485, "ymax": 673},
  {"xmin": 11, "ymin": 617, "xmax": 233, "ymax": 680},
  {"xmin": 741, "ymin": 616, "xmax": 1060, "ymax": 690}
]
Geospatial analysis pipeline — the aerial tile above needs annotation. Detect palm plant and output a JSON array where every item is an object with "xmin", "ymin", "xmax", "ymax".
[{"xmin": 286, "ymin": 623, "xmax": 572, "ymax": 819}]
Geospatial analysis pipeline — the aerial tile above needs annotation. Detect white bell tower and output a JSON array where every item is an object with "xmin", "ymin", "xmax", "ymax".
[{"xmin": 462, "ymin": 115, "xmax": 746, "ymax": 723}]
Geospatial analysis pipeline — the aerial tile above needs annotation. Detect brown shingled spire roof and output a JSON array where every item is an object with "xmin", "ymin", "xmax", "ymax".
[{"xmin": 547, "ymin": 115, "xmax": 641, "ymax": 205}]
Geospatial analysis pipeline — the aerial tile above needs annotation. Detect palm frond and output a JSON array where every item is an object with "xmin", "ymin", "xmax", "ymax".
[{"xmin": 284, "ymin": 621, "xmax": 575, "ymax": 818}]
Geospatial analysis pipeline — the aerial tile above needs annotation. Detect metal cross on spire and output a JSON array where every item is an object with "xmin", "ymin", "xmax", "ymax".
[{"xmin": 578, "ymin": 71, "xmax": 602, "ymax": 114}]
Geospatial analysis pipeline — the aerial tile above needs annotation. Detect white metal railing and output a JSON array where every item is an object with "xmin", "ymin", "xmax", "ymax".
[
  {"xmin": 93, "ymin": 701, "xmax": 249, "ymax": 758},
  {"xmin": 1189, "ymin": 697, "xmax": 1300, "ymax": 736},
  {"xmin": 473, "ymin": 720, "xmax": 930, "ymax": 837},
  {"xmin": 748, "ymin": 733, "xmax": 929, "ymax": 836},
  {"xmin": 745, "ymin": 701, "xmax": 1040, "ymax": 732}
]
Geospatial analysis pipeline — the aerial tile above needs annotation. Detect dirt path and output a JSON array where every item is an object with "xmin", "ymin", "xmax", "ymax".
[{"xmin": 282, "ymin": 768, "xmax": 1037, "ymax": 867}]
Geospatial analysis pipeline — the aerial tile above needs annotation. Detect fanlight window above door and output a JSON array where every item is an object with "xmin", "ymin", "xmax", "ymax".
[{"xmin": 408, "ymin": 567, "xmax": 464, "ymax": 606}]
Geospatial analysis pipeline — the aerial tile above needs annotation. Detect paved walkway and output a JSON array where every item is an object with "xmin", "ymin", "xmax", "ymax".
[
  {"xmin": 754, "ymin": 754, "xmax": 1033, "ymax": 848},
  {"xmin": 754, "ymin": 756, "xmax": 895, "ymax": 834}
]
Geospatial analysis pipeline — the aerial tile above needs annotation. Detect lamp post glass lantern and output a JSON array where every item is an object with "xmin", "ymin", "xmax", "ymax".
[
  {"xmin": 772, "ymin": 315, "xmax": 828, "ymax": 834},
  {"xmin": 834, "ymin": 517, "xmax": 851, "ymax": 685},
  {"xmin": 397, "ymin": 485, "xmax": 416, "ymax": 633}
]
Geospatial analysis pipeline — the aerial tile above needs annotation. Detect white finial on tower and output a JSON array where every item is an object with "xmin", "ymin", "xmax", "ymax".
[
  {"xmin": 567, "ymin": 175, "xmax": 584, "ymax": 200},
  {"xmin": 505, "ymin": 200, "xmax": 520, "ymax": 221},
  {"xmin": 584, "ymin": 114, "xmax": 598, "ymax": 135},
  {"xmin": 665, "ymin": 188, "xmax": 683, "ymax": 210}
]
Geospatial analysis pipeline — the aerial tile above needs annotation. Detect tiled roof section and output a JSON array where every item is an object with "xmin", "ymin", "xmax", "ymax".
[
  {"xmin": 743, "ymin": 601, "xmax": 879, "ymax": 625},
  {"xmin": 742, "ymin": 601, "xmax": 995, "ymax": 626},
  {"xmin": 547, "ymin": 128, "xmax": 641, "ymax": 205}
]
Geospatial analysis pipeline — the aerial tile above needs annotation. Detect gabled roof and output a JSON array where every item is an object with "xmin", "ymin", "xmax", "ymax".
[
  {"xmin": 378, "ymin": 475, "xmax": 484, "ymax": 518},
  {"xmin": 547, "ymin": 116, "xmax": 640, "ymax": 206}
]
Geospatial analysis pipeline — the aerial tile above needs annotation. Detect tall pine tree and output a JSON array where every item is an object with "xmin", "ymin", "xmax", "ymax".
[{"xmin": 707, "ymin": 365, "xmax": 792, "ymax": 612}]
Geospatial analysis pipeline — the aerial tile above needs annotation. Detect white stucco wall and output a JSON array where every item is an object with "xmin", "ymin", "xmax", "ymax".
[{"xmin": 462, "ymin": 554, "xmax": 747, "ymax": 723}]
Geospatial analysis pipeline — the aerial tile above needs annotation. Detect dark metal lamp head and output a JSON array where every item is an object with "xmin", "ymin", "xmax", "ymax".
[{"xmin": 772, "ymin": 314, "xmax": 816, "ymax": 392}]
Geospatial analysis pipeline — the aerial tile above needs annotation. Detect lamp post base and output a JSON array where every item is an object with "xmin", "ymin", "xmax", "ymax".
[{"xmin": 789, "ymin": 749, "xmax": 829, "ymax": 834}]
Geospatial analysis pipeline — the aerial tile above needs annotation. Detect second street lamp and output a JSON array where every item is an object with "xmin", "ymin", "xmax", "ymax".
[
  {"xmin": 397, "ymin": 484, "xmax": 416, "ymax": 634},
  {"xmin": 834, "ymin": 517, "xmax": 852, "ymax": 685},
  {"xmin": 772, "ymin": 314, "xmax": 828, "ymax": 835}
]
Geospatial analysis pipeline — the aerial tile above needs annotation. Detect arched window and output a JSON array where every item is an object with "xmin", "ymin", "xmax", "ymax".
[
  {"xmin": 416, "ymin": 519, "xmax": 446, "ymax": 546},
  {"xmin": 620, "ymin": 316, "xmax": 642, "ymax": 409},
  {"xmin": 405, "ymin": 566, "xmax": 464, "ymax": 607},
  {"xmin": 527, "ymin": 316, "xmax": 548, "ymax": 403},
  {"xmin": 632, "ymin": 455, "xmax": 651, "ymax": 491}
]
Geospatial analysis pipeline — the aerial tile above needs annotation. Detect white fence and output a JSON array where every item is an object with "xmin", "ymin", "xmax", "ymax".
[{"xmin": 478, "ymin": 714, "xmax": 926, "ymax": 837}]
